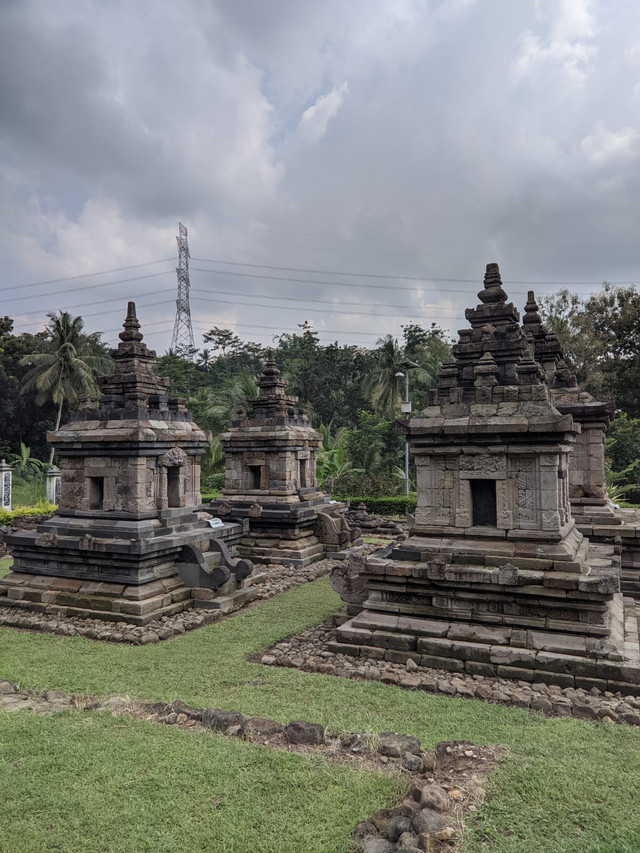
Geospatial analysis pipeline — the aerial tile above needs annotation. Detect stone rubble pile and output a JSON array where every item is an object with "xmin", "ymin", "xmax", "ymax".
[{"xmin": 261, "ymin": 623, "xmax": 640, "ymax": 725}]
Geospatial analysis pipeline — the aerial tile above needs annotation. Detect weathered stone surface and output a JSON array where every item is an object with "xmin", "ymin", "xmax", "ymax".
[
  {"xmin": 4, "ymin": 302, "xmax": 254, "ymax": 623},
  {"xmin": 419, "ymin": 783, "xmax": 450, "ymax": 812},
  {"xmin": 284, "ymin": 720, "xmax": 325, "ymax": 745},
  {"xmin": 202, "ymin": 708, "xmax": 247, "ymax": 732},
  {"xmin": 241, "ymin": 716, "xmax": 285, "ymax": 741},
  {"xmin": 328, "ymin": 264, "xmax": 629, "ymax": 691},
  {"xmin": 378, "ymin": 732, "xmax": 421, "ymax": 758},
  {"xmin": 411, "ymin": 808, "xmax": 449, "ymax": 835}
]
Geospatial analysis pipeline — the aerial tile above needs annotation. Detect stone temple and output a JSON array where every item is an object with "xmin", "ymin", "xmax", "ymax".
[
  {"xmin": 332, "ymin": 263, "xmax": 640, "ymax": 692},
  {"xmin": 1, "ymin": 303, "xmax": 260, "ymax": 624},
  {"xmin": 210, "ymin": 352, "xmax": 361, "ymax": 565}
]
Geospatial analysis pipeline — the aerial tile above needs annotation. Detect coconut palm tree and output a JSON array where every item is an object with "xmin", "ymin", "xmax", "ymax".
[
  {"xmin": 20, "ymin": 312, "xmax": 113, "ymax": 463},
  {"xmin": 364, "ymin": 335, "xmax": 408, "ymax": 420}
]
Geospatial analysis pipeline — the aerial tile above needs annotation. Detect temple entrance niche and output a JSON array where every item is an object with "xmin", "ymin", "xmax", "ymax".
[{"xmin": 470, "ymin": 479, "xmax": 496, "ymax": 527}]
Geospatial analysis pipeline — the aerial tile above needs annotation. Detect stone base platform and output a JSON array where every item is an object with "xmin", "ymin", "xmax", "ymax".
[
  {"xmin": 236, "ymin": 532, "xmax": 326, "ymax": 567},
  {"xmin": 330, "ymin": 594, "xmax": 640, "ymax": 693},
  {"xmin": 328, "ymin": 534, "xmax": 640, "ymax": 691},
  {"xmin": 577, "ymin": 508, "xmax": 640, "ymax": 599},
  {"xmin": 0, "ymin": 570, "xmax": 265, "ymax": 626}
]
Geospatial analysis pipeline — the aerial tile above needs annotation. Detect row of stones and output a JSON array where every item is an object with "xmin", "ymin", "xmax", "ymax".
[
  {"xmin": 0, "ymin": 679, "xmax": 496, "ymax": 853},
  {"xmin": 260, "ymin": 624, "xmax": 640, "ymax": 725},
  {"xmin": 0, "ymin": 560, "xmax": 331, "ymax": 643},
  {"xmin": 368, "ymin": 552, "xmax": 617, "ymax": 585},
  {"xmin": 332, "ymin": 626, "xmax": 638, "ymax": 686}
]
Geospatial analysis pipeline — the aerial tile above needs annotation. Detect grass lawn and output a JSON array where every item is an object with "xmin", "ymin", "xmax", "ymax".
[
  {"xmin": 0, "ymin": 711, "xmax": 404, "ymax": 853},
  {"xmin": 2, "ymin": 576, "xmax": 640, "ymax": 851},
  {"xmin": 0, "ymin": 556, "xmax": 12, "ymax": 578}
]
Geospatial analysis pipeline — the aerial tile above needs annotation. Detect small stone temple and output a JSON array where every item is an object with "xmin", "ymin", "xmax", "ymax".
[
  {"xmin": 1, "ymin": 303, "xmax": 259, "ymax": 624},
  {"xmin": 332, "ymin": 263, "xmax": 640, "ymax": 692},
  {"xmin": 521, "ymin": 291, "xmax": 640, "ymax": 598},
  {"xmin": 210, "ymin": 353, "xmax": 361, "ymax": 565}
]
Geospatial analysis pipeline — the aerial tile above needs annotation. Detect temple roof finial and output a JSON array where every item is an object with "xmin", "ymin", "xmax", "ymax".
[
  {"xmin": 119, "ymin": 301, "xmax": 144, "ymax": 343},
  {"xmin": 523, "ymin": 290, "xmax": 542, "ymax": 325},
  {"xmin": 478, "ymin": 262, "xmax": 508, "ymax": 305}
]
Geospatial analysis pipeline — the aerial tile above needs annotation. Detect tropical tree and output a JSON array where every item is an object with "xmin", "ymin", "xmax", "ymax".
[
  {"xmin": 19, "ymin": 312, "xmax": 113, "ymax": 462},
  {"xmin": 364, "ymin": 335, "xmax": 408, "ymax": 419}
]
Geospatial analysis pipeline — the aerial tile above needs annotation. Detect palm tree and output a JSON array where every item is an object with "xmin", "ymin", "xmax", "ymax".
[
  {"xmin": 364, "ymin": 335, "xmax": 407, "ymax": 420},
  {"xmin": 20, "ymin": 312, "xmax": 113, "ymax": 463}
]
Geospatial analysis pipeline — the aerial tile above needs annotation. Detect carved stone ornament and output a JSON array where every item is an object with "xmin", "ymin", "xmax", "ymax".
[
  {"xmin": 35, "ymin": 532, "xmax": 58, "ymax": 548},
  {"xmin": 330, "ymin": 554, "xmax": 367, "ymax": 605},
  {"xmin": 158, "ymin": 447, "xmax": 188, "ymax": 468}
]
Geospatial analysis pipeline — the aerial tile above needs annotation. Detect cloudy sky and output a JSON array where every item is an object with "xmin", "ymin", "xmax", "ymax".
[{"xmin": 1, "ymin": 0, "xmax": 639, "ymax": 354}]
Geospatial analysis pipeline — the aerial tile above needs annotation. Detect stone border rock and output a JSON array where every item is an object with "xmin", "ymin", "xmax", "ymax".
[
  {"xmin": 0, "ymin": 679, "xmax": 500, "ymax": 852},
  {"xmin": 0, "ymin": 558, "xmax": 333, "ymax": 643},
  {"xmin": 258, "ymin": 622, "xmax": 640, "ymax": 726}
]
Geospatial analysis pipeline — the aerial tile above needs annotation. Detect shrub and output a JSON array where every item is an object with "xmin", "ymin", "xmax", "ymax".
[
  {"xmin": 0, "ymin": 501, "xmax": 57, "ymax": 527},
  {"xmin": 333, "ymin": 495, "xmax": 417, "ymax": 516}
]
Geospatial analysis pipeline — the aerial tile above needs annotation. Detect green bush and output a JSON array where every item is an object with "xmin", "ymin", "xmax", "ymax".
[
  {"xmin": 200, "ymin": 491, "xmax": 221, "ymax": 503},
  {"xmin": 334, "ymin": 494, "xmax": 417, "ymax": 516},
  {"xmin": 0, "ymin": 501, "xmax": 56, "ymax": 527}
]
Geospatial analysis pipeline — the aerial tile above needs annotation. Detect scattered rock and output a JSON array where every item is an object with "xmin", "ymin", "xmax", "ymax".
[
  {"xmin": 202, "ymin": 708, "xmax": 247, "ymax": 732},
  {"xmin": 284, "ymin": 720, "xmax": 325, "ymax": 745},
  {"xmin": 411, "ymin": 807, "xmax": 449, "ymax": 835},
  {"xmin": 419, "ymin": 783, "xmax": 450, "ymax": 812},
  {"xmin": 242, "ymin": 716, "xmax": 285, "ymax": 742},
  {"xmin": 385, "ymin": 815, "xmax": 412, "ymax": 842},
  {"xmin": 378, "ymin": 732, "xmax": 421, "ymax": 758}
]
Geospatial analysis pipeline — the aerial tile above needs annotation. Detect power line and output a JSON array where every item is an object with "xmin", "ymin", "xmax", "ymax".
[
  {"xmin": 189, "ymin": 286, "xmax": 458, "ymax": 315},
  {"xmin": 190, "ymin": 294, "xmax": 455, "ymax": 321},
  {"xmin": 192, "ymin": 257, "xmax": 630, "ymax": 287},
  {"xmin": 0, "ymin": 258, "xmax": 173, "ymax": 293},
  {"xmin": 0, "ymin": 271, "xmax": 171, "ymax": 306}
]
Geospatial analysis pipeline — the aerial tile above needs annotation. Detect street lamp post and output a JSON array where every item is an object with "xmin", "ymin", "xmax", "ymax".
[{"xmin": 395, "ymin": 371, "xmax": 411, "ymax": 497}]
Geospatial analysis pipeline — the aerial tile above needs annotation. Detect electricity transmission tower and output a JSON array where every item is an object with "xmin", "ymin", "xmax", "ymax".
[{"xmin": 171, "ymin": 221, "xmax": 196, "ymax": 358}]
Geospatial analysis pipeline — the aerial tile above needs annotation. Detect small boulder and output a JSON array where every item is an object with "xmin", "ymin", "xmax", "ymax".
[
  {"xmin": 362, "ymin": 839, "xmax": 396, "ymax": 853},
  {"xmin": 378, "ymin": 732, "xmax": 421, "ymax": 758},
  {"xmin": 411, "ymin": 808, "xmax": 449, "ymax": 835},
  {"xmin": 419, "ymin": 783, "xmax": 450, "ymax": 812},
  {"xmin": 202, "ymin": 708, "xmax": 247, "ymax": 732},
  {"xmin": 285, "ymin": 720, "xmax": 325, "ymax": 745},
  {"xmin": 242, "ymin": 716, "xmax": 285, "ymax": 742},
  {"xmin": 385, "ymin": 815, "xmax": 412, "ymax": 842}
]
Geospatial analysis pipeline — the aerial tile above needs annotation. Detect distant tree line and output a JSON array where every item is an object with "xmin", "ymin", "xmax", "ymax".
[{"xmin": 4, "ymin": 282, "xmax": 640, "ymax": 501}]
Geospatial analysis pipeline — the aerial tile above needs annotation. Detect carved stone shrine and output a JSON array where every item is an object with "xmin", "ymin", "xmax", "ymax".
[
  {"xmin": 1, "ymin": 303, "xmax": 259, "ymax": 624},
  {"xmin": 332, "ymin": 264, "xmax": 640, "ymax": 692},
  {"xmin": 210, "ymin": 353, "xmax": 360, "ymax": 566}
]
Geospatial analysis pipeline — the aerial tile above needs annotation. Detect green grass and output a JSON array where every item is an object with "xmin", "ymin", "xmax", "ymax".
[
  {"xmin": 0, "ymin": 710, "xmax": 403, "ymax": 853},
  {"xmin": 12, "ymin": 477, "xmax": 46, "ymax": 507},
  {"xmin": 3, "ymin": 577, "xmax": 640, "ymax": 851},
  {"xmin": 0, "ymin": 557, "xmax": 11, "ymax": 578}
]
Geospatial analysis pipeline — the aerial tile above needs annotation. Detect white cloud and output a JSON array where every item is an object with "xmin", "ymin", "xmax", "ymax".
[
  {"xmin": 514, "ymin": 0, "xmax": 598, "ymax": 87},
  {"xmin": 297, "ymin": 82, "xmax": 349, "ymax": 143},
  {"xmin": 581, "ymin": 124, "xmax": 639, "ymax": 165}
]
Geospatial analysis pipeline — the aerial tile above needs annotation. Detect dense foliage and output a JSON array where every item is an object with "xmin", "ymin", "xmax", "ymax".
[{"xmin": 7, "ymin": 284, "xmax": 640, "ymax": 504}]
